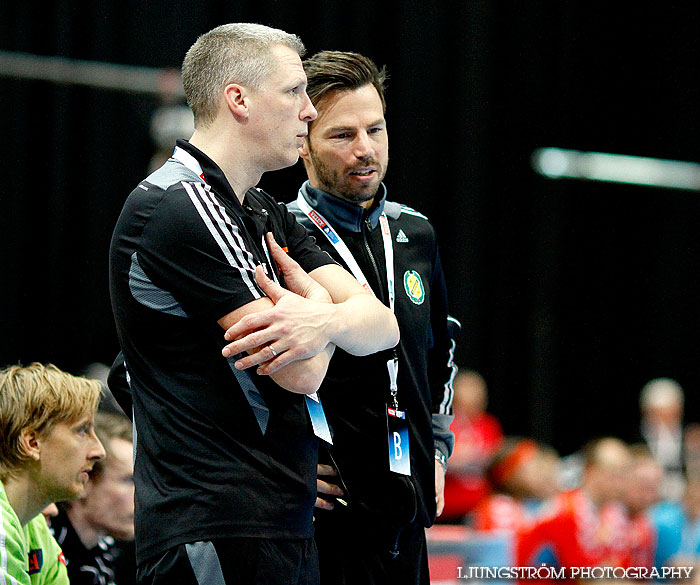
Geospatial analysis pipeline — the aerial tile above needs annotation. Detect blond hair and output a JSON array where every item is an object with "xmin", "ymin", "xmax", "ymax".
[
  {"xmin": 182, "ymin": 23, "xmax": 305, "ymax": 127},
  {"xmin": 0, "ymin": 363, "xmax": 102, "ymax": 480}
]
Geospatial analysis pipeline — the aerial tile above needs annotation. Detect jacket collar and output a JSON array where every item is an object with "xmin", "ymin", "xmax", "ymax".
[
  {"xmin": 174, "ymin": 139, "xmax": 242, "ymax": 207},
  {"xmin": 299, "ymin": 181, "xmax": 387, "ymax": 233}
]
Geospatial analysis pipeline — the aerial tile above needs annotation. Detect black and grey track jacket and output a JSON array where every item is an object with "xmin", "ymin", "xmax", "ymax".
[{"xmin": 288, "ymin": 181, "xmax": 459, "ymax": 532}]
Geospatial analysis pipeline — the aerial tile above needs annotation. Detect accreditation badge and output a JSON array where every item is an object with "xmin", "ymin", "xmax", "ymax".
[
  {"xmin": 386, "ymin": 405, "xmax": 411, "ymax": 475},
  {"xmin": 306, "ymin": 393, "xmax": 333, "ymax": 444}
]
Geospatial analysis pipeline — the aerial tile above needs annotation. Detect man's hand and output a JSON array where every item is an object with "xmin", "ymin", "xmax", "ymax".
[
  {"xmin": 265, "ymin": 233, "xmax": 331, "ymax": 303},
  {"xmin": 221, "ymin": 265, "xmax": 335, "ymax": 374},
  {"xmin": 435, "ymin": 461, "xmax": 446, "ymax": 517},
  {"xmin": 221, "ymin": 231, "xmax": 399, "ymax": 374},
  {"xmin": 315, "ymin": 463, "xmax": 346, "ymax": 511},
  {"xmin": 221, "ymin": 233, "xmax": 338, "ymax": 375}
]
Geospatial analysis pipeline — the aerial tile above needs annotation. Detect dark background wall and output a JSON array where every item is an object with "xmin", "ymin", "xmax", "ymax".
[{"xmin": 2, "ymin": 2, "xmax": 699, "ymax": 456}]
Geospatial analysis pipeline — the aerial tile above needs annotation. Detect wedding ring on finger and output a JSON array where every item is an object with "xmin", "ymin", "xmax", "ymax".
[{"xmin": 268, "ymin": 346, "xmax": 279, "ymax": 358}]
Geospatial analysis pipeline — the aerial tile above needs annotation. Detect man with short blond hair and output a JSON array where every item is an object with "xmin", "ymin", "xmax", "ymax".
[
  {"xmin": 110, "ymin": 23, "xmax": 399, "ymax": 585},
  {"xmin": 0, "ymin": 362, "xmax": 105, "ymax": 585}
]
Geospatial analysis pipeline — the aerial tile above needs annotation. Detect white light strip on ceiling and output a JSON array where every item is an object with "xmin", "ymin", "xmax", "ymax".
[
  {"xmin": 532, "ymin": 147, "xmax": 700, "ymax": 191},
  {"xmin": 0, "ymin": 50, "xmax": 184, "ymax": 98}
]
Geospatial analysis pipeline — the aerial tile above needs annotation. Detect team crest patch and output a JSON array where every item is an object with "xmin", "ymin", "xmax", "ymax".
[{"xmin": 403, "ymin": 270, "xmax": 425, "ymax": 304}]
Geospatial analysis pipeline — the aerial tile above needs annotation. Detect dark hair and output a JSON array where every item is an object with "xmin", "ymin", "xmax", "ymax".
[{"xmin": 303, "ymin": 51, "xmax": 388, "ymax": 113}]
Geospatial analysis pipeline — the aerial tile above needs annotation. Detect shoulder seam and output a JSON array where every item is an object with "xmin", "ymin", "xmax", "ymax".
[
  {"xmin": 397, "ymin": 204, "xmax": 429, "ymax": 220},
  {"xmin": 385, "ymin": 201, "xmax": 430, "ymax": 222}
]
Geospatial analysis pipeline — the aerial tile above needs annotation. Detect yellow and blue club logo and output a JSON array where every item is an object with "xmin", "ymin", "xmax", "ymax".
[{"xmin": 403, "ymin": 270, "xmax": 425, "ymax": 305}]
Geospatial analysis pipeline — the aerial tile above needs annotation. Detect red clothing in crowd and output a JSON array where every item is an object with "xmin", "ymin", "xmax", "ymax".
[
  {"xmin": 619, "ymin": 513, "xmax": 656, "ymax": 570},
  {"xmin": 441, "ymin": 412, "xmax": 503, "ymax": 521},
  {"xmin": 517, "ymin": 490, "xmax": 628, "ymax": 582},
  {"xmin": 596, "ymin": 502, "xmax": 655, "ymax": 570},
  {"xmin": 473, "ymin": 493, "xmax": 529, "ymax": 532}
]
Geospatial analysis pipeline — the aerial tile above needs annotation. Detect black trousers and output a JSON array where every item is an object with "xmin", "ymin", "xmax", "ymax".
[
  {"xmin": 136, "ymin": 537, "xmax": 319, "ymax": 585},
  {"xmin": 314, "ymin": 514, "xmax": 429, "ymax": 585}
]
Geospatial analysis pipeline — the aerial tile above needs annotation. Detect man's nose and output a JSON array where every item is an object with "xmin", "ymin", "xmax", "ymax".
[
  {"xmin": 353, "ymin": 132, "xmax": 375, "ymax": 159},
  {"xmin": 300, "ymin": 91, "xmax": 317, "ymax": 123},
  {"xmin": 90, "ymin": 431, "xmax": 106, "ymax": 461}
]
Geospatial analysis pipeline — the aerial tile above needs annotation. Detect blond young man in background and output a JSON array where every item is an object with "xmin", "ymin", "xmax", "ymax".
[{"xmin": 0, "ymin": 363, "xmax": 105, "ymax": 585}]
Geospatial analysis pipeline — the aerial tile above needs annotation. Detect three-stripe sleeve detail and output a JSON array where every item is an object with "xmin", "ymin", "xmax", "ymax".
[
  {"xmin": 439, "ymin": 318, "xmax": 460, "ymax": 415},
  {"xmin": 182, "ymin": 182, "xmax": 261, "ymax": 300}
]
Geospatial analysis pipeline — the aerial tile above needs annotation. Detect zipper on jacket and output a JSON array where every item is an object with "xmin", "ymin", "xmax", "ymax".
[{"xmin": 363, "ymin": 216, "xmax": 386, "ymax": 305}]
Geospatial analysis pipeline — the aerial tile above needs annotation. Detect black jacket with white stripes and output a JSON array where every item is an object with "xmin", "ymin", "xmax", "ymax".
[
  {"xmin": 109, "ymin": 140, "xmax": 336, "ymax": 563},
  {"xmin": 288, "ymin": 182, "xmax": 459, "ymax": 535},
  {"xmin": 51, "ymin": 509, "xmax": 118, "ymax": 585}
]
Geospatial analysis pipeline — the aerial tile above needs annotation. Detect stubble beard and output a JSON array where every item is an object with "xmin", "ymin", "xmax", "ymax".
[{"xmin": 309, "ymin": 148, "xmax": 386, "ymax": 205}]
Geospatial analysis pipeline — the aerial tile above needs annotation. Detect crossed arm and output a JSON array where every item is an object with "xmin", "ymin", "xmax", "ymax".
[{"xmin": 218, "ymin": 234, "xmax": 399, "ymax": 395}]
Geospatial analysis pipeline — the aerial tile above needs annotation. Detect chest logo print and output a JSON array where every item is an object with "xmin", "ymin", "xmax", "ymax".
[
  {"xmin": 396, "ymin": 229, "xmax": 409, "ymax": 243},
  {"xmin": 403, "ymin": 270, "xmax": 425, "ymax": 305}
]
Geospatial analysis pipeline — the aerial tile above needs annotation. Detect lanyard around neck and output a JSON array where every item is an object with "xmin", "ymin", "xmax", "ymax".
[
  {"xmin": 295, "ymin": 190, "xmax": 395, "ymax": 312},
  {"xmin": 296, "ymin": 189, "xmax": 399, "ymax": 407}
]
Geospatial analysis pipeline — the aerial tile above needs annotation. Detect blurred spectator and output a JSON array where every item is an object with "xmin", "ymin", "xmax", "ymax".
[
  {"xmin": 652, "ymin": 478, "xmax": 700, "ymax": 571},
  {"xmin": 472, "ymin": 438, "xmax": 548, "ymax": 532},
  {"xmin": 638, "ymin": 377, "xmax": 688, "ymax": 500},
  {"xmin": 517, "ymin": 437, "xmax": 633, "ymax": 578},
  {"xmin": 685, "ymin": 424, "xmax": 700, "ymax": 481},
  {"xmin": 441, "ymin": 370, "xmax": 503, "ymax": 522},
  {"xmin": 616, "ymin": 445, "xmax": 663, "ymax": 570},
  {"xmin": 557, "ymin": 449, "xmax": 585, "ymax": 493},
  {"xmin": 530, "ymin": 444, "xmax": 561, "ymax": 504},
  {"xmin": 51, "ymin": 411, "xmax": 134, "ymax": 585}
]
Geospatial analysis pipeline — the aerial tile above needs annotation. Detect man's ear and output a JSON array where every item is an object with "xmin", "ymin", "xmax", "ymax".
[
  {"xmin": 19, "ymin": 428, "xmax": 42, "ymax": 462},
  {"xmin": 223, "ymin": 83, "xmax": 250, "ymax": 119}
]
